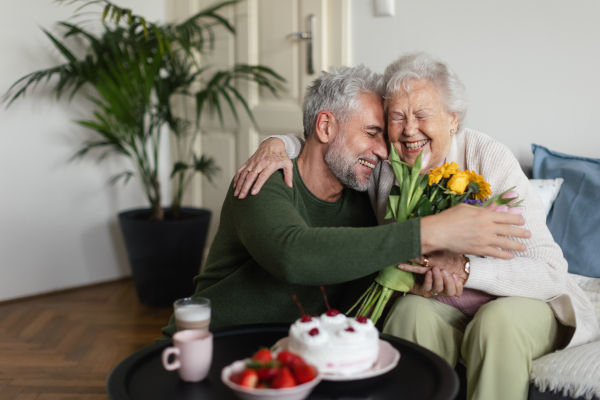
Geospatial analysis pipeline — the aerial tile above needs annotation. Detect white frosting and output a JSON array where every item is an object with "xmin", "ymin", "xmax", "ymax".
[
  {"xmin": 291, "ymin": 318, "xmax": 320, "ymax": 332},
  {"xmin": 337, "ymin": 328, "xmax": 365, "ymax": 343},
  {"xmin": 348, "ymin": 318, "xmax": 375, "ymax": 332},
  {"xmin": 319, "ymin": 313, "xmax": 347, "ymax": 325},
  {"xmin": 288, "ymin": 313, "xmax": 379, "ymax": 375},
  {"xmin": 301, "ymin": 329, "xmax": 329, "ymax": 344}
]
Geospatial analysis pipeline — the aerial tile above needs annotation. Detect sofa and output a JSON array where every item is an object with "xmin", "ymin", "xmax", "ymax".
[
  {"xmin": 453, "ymin": 145, "xmax": 600, "ymax": 400},
  {"xmin": 523, "ymin": 144, "xmax": 600, "ymax": 400}
]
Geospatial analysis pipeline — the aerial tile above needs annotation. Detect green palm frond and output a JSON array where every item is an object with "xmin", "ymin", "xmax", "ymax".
[
  {"xmin": 108, "ymin": 171, "xmax": 134, "ymax": 185},
  {"xmin": 7, "ymin": 0, "xmax": 285, "ymax": 220},
  {"xmin": 194, "ymin": 65, "xmax": 286, "ymax": 128},
  {"xmin": 193, "ymin": 154, "xmax": 220, "ymax": 183}
]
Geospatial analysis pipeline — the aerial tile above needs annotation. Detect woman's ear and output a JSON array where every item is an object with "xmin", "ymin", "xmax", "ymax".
[
  {"xmin": 314, "ymin": 110, "xmax": 338, "ymax": 144},
  {"xmin": 449, "ymin": 112, "xmax": 459, "ymax": 131}
]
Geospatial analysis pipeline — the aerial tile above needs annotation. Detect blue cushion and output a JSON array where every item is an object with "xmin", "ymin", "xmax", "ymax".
[{"xmin": 532, "ymin": 144, "xmax": 600, "ymax": 278}]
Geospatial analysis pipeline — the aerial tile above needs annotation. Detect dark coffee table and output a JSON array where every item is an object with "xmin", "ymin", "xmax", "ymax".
[{"xmin": 107, "ymin": 323, "xmax": 459, "ymax": 400}]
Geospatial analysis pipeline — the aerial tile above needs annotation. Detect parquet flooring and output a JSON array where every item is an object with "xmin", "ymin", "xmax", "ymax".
[{"xmin": 0, "ymin": 279, "xmax": 173, "ymax": 400}]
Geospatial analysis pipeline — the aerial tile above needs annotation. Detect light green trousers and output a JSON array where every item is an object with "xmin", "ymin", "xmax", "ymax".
[{"xmin": 383, "ymin": 295, "xmax": 566, "ymax": 400}]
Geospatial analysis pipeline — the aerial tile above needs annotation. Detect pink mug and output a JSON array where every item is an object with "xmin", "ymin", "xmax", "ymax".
[{"xmin": 162, "ymin": 330, "xmax": 213, "ymax": 382}]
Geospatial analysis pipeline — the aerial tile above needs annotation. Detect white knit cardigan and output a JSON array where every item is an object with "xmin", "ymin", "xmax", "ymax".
[{"xmin": 276, "ymin": 129, "xmax": 599, "ymax": 348}]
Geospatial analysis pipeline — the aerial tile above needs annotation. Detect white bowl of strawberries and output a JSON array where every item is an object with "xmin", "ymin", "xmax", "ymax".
[{"xmin": 221, "ymin": 348, "xmax": 321, "ymax": 400}]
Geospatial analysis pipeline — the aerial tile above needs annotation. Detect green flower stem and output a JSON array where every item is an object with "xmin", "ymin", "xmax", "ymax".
[
  {"xmin": 367, "ymin": 289, "xmax": 382, "ymax": 313},
  {"xmin": 351, "ymin": 263, "xmax": 418, "ymax": 324},
  {"xmin": 370, "ymin": 288, "xmax": 386, "ymax": 322},
  {"xmin": 346, "ymin": 282, "xmax": 375, "ymax": 315},
  {"xmin": 358, "ymin": 285, "xmax": 382, "ymax": 317},
  {"xmin": 371, "ymin": 287, "xmax": 394, "ymax": 324},
  {"xmin": 429, "ymin": 185, "xmax": 440, "ymax": 202},
  {"xmin": 358, "ymin": 282, "xmax": 379, "ymax": 316}
]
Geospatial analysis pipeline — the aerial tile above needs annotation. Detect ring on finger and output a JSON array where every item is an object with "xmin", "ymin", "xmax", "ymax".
[
  {"xmin": 423, "ymin": 255, "xmax": 429, "ymax": 268},
  {"xmin": 430, "ymin": 291, "xmax": 438, "ymax": 296},
  {"xmin": 248, "ymin": 167, "xmax": 253, "ymax": 173}
]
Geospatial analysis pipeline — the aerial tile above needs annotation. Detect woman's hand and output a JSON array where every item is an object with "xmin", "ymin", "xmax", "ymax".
[
  {"xmin": 409, "ymin": 266, "xmax": 465, "ymax": 298},
  {"xmin": 420, "ymin": 202, "xmax": 531, "ymax": 259},
  {"xmin": 398, "ymin": 251, "xmax": 468, "ymax": 280},
  {"xmin": 233, "ymin": 138, "xmax": 293, "ymax": 198}
]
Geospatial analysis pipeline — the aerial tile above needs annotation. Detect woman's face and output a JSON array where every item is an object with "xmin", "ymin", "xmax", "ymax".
[{"xmin": 387, "ymin": 80, "xmax": 458, "ymax": 172}]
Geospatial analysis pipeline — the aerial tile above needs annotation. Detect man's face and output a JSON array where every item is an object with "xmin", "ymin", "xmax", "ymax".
[{"xmin": 325, "ymin": 92, "xmax": 387, "ymax": 191}]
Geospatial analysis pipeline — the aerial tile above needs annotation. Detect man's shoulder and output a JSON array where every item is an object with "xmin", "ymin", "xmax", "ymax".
[
  {"xmin": 231, "ymin": 169, "xmax": 296, "ymax": 210},
  {"xmin": 259, "ymin": 169, "xmax": 296, "ymax": 199}
]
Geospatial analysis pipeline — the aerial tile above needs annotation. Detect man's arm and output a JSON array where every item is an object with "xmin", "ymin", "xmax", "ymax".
[{"xmin": 231, "ymin": 182, "xmax": 422, "ymax": 286}]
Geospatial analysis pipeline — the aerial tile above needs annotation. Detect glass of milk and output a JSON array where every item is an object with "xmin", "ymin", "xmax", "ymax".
[{"xmin": 174, "ymin": 297, "xmax": 211, "ymax": 331}]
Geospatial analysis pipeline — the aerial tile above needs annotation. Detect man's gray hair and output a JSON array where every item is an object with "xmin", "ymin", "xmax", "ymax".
[
  {"xmin": 302, "ymin": 65, "xmax": 383, "ymax": 140},
  {"xmin": 383, "ymin": 52, "xmax": 468, "ymax": 133}
]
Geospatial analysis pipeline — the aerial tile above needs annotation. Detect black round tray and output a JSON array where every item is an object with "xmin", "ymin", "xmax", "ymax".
[{"xmin": 107, "ymin": 324, "xmax": 458, "ymax": 400}]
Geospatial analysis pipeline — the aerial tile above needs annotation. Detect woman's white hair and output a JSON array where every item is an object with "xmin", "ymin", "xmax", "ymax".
[
  {"xmin": 383, "ymin": 52, "xmax": 468, "ymax": 133},
  {"xmin": 302, "ymin": 65, "xmax": 383, "ymax": 140}
]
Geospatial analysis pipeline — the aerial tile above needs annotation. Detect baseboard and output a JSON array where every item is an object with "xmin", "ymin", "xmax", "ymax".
[{"xmin": 0, "ymin": 276, "xmax": 134, "ymax": 306}]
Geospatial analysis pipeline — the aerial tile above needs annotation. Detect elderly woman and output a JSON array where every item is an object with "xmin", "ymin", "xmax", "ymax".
[{"xmin": 233, "ymin": 52, "xmax": 598, "ymax": 400}]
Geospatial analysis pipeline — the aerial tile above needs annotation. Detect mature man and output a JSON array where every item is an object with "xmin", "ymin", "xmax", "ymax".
[{"xmin": 160, "ymin": 66, "xmax": 528, "ymax": 337}]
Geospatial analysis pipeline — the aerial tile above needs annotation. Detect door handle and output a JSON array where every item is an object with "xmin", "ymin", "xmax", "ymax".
[{"xmin": 287, "ymin": 14, "xmax": 316, "ymax": 75}]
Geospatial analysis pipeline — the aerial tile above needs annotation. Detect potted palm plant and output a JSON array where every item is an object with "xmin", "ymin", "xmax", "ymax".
[{"xmin": 4, "ymin": 0, "xmax": 285, "ymax": 306}]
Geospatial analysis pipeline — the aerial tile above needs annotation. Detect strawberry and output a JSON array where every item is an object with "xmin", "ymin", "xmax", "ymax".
[
  {"xmin": 252, "ymin": 348, "xmax": 273, "ymax": 363},
  {"xmin": 257, "ymin": 365, "xmax": 280, "ymax": 381},
  {"xmin": 229, "ymin": 372, "xmax": 241, "ymax": 384},
  {"xmin": 356, "ymin": 316, "xmax": 368, "ymax": 324},
  {"xmin": 271, "ymin": 366, "xmax": 296, "ymax": 388},
  {"xmin": 292, "ymin": 363, "xmax": 317, "ymax": 384},
  {"xmin": 276, "ymin": 351, "xmax": 304, "ymax": 366},
  {"xmin": 256, "ymin": 382, "xmax": 269, "ymax": 389},
  {"xmin": 238, "ymin": 368, "xmax": 259, "ymax": 388}
]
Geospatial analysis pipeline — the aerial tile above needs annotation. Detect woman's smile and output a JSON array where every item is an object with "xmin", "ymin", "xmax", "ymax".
[{"xmin": 403, "ymin": 139, "xmax": 430, "ymax": 152}]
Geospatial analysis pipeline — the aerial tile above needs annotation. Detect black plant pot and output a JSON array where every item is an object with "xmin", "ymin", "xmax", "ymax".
[{"xmin": 118, "ymin": 207, "xmax": 211, "ymax": 307}]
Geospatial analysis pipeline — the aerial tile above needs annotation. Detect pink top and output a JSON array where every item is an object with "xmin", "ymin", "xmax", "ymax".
[{"xmin": 435, "ymin": 288, "xmax": 497, "ymax": 318}]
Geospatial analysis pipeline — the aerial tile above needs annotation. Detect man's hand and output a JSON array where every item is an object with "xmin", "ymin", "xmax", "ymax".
[
  {"xmin": 409, "ymin": 266, "xmax": 465, "ymax": 298},
  {"xmin": 233, "ymin": 138, "xmax": 293, "ymax": 199},
  {"xmin": 420, "ymin": 203, "xmax": 531, "ymax": 260}
]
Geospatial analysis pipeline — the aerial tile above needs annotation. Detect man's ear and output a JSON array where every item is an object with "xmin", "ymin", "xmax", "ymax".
[{"xmin": 314, "ymin": 110, "xmax": 338, "ymax": 144}]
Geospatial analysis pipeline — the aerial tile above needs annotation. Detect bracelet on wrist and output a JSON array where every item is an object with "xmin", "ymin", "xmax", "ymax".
[{"xmin": 463, "ymin": 256, "xmax": 471, "ymax": 282}]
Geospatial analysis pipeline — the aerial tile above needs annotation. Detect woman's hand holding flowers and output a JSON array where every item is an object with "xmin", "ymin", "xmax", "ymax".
[
  {"xmin": 399, "ymin": 251, "xmax": 468, "ymax": 298},
  {"xmin": 399, "ymin": 251, "xmax": 469, "ymax": 279},
  {"xmin": 409, "ymin": 266, "xmax": 465, "ymax": 298}
]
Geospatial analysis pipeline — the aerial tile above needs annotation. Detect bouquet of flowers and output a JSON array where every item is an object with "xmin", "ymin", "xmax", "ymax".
[{"xmin": 347, "ymin": 146, "xmax": 523, "ymax": 324}]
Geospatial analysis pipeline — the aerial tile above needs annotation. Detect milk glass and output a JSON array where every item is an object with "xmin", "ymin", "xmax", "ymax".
[{"xmin": 174, "ymin": 297, "xmax": 211, "ymax": 331}]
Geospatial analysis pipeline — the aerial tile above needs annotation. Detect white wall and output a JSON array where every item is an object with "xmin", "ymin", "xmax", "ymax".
[
  {"xmin": 0, "ymin": 0, "xmax": 166, "ymax": 302},
  {"xmin": 352, "ymin": 0, "xmax": 600, "ymax": 165},
  {"xmin": 4, "ymin": 0, "xmax": 599, "ymax": 302}
]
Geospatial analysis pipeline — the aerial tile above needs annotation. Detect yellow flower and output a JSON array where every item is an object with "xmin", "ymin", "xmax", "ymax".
[
  {"xmin": 468, "ymin": 171, "xmax": 492, "ymax": 200},
  {"xmin": 428, "ymin": 162, "xmax": 460, "ymax": 185},
  {"xmin": 447, "ymin": 170, "xmax": 471, "ymax": 194},
  {"xmin": 428, "ymin": 169, "xmax": 443, "ymax": 185}
]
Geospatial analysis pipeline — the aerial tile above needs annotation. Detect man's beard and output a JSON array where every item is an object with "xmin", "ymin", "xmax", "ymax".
[{"xmin": 324, "ymin": 130, "xmax": 371, "ymax": 192}]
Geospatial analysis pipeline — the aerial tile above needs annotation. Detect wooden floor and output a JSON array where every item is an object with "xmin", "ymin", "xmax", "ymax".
[{"xmin": 0, "ymin": 279, "xmax": 173, "ymax": 400}]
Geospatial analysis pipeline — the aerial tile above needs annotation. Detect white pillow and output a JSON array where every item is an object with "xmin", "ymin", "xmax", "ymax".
[{"xmin": 529, "ymin": 178, "xmax": 564, "ymax": 217}]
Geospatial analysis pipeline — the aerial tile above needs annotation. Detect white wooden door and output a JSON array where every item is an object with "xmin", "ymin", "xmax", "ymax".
[{"xmin": 167, "ymin": 0, "xmax": 351, "ymax": 253}]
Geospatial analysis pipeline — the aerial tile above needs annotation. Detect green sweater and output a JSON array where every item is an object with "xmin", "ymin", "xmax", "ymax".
[{"xmin": 160, "ymin": 160, "xmax": 421, "ymax": 338}]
